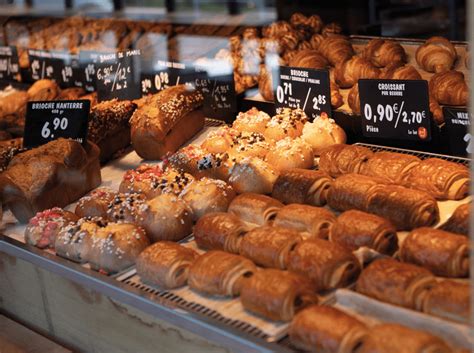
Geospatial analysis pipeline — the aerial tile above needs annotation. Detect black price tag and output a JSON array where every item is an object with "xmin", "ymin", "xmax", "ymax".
[
  {"xmin": 140, "ymin": 60, "xmax": 197, "ymax": 95},
  {"xmin": 443, "ymin": 107, "xmax": 472, "ymax": 156},
  {"xmin": 0, "ymin": 46, "xmax": 20, "ymax": 81},
  {"xmin": 273, "ymin": 66, "xmax": 332, "ymax": 120},
  {"xmin": 359, "ymin": 79, "xmax": 431, "ymax": 141},
  {"xmin": 23, "ymin": 100, "xmax": 90, "ymax": 149},
  {"xmin": 28, "ymin": 49, "xmax": 77, "ymax": 87},
  {"xmin": 96, "ymin": 49, "xmax": 141, "ymax": 102},
  {"xmin": 78, "ymin": 51, "xmax": 102, "ymax": 92}
]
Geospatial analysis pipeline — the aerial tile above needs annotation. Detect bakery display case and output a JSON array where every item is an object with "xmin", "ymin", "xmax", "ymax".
[{"xmin": 0, "ymin": 3, "xmax": 471, "ymax": 353}]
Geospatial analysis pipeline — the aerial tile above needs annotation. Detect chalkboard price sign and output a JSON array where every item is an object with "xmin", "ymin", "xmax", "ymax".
[{"xmin": 0, "ymin": 46, "xmax": 20, "ymax": 81}]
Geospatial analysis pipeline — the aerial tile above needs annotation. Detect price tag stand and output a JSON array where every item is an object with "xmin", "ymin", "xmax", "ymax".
[
  {"xmin": 28, "ymin": 49, "xmax": 80, "ymax": 88},
  {"xmin": 0, "ymin": 46, "xmax": 20, "ymax": 81},
  {"xmin": 443, "ymin": 107, "xmax": 472, "ymax": 157},
  {"xmin": 140, "ymin": 60, "xmax": 197, "ymax": 95}
]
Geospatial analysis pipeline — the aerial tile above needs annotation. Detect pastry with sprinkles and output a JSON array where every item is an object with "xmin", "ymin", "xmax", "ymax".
[
  {"xmin": 201, "ymin": 126, "xmax": 240, "ymax": 154},
  {"xmin": 75, "ymin": 187, "xmax": 117, "ymax": 218},
  {"xmin": 106, "ymin": 192, "xmax": 146, "ymax": 223},
  {"xmin": 228, "ymin": 131, "xmax": 274, "ymax": 160},
  {"xmin": 265, "ymin": 137, "xmax": 314, "ymax": 171},
  {"xmin": 228, "ymin": 157, "xmax": 279, "ymax": 194},
  {"xmin": 264, "ymin": 108, "xmax": 308, "ymax": 141},
  {"xmin": 232, "ymin": 107, "xmax": 271, "ymax": 134}
]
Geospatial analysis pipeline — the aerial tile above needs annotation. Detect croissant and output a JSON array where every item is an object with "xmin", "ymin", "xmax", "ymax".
[
  {"xmin": 348, "ymin": 83, "xmax": 360, "ymax": 115},
  {"xmin": 271, "ymin": 168, "xmax": 333, "ymax": 207},
  {"xmin": 363, "ymin": 39, "xmax": 407, "ymax": 68},
  {"xmin": 187, "ymin": 251, "xmax": 257, "ymax": 297},
  {"xmin": 289, "ymin": 49, "xmax": 329, "ymax": 69},
  {"xmin": 330, "ymin": 210, "xmax": 398, "ymax": 255},
  {"xmin": 355, "ymin": 258, "xmax": 436, "ymax": 310},
  {"xmin": 228, "ymin": 193, "xmax": 283, "ymax": 226},
  {"xmin": 321, "ymin": 22, "xmax": 342, "ymax": 37},
  {"xmin": 318, "ymin": 144, "xmax": 373, "ymax": 177},
  {"xmin": 400, "ymin": 227, "xmax": 469, "ymax": 277},
  {"xmin": 419, "ymin": 280, "xmax": 470, "ymax": 324},
  {"xmin": 334, "ymin": 56, "xmax": 380, "ymax": 88},
  {"xmin": 330, "ymin": 80, "xmax": 344, "ymax": 108},
  {"xmin": 136, "ymin": 241, "xmax": 198, "ymax": 289},
  {"xmin": 440, "ymin": 202, "xmax": 470, "ymax": 236},
  {"xmin": 429, "ymin": 94, "xmax": 444, "ymax": 125},
  {"xmin": 288, "ymin": 239, "xmax": 361, "ymax": 291},
  {"xmin": 380, "ymin": 64, "xmax": 422, "ymax": 80},
  {"xmin": 429, "ymin": 70, "xmax": 468, "ymax": 106},
  {"xmin": 318, "ymin": 35, "xmax": 354, "ymax": 66},
  {"xmin": 310, "ymin": 34, "xmax": 324, "ymax": 50},
  {"xmin": 193, "ymin": 212, "xmax": 248, "ymax": 254},
  {"xmin": 401, "ymin": 157, "xmax": 469, "ymax": 200},
  {"xmin": 258, "ymin": 66, "xmax": 274, "ymax": 101},
  {"xmin": 273, "ymin": 204, "xmax": 336, "ymax": 239},
  {"xmin": 240, "ymin": 269, "xmax": 318, "ymax": 321},
  {"xmin": 357, "ymin": 324, "xmax": 452, "ymax": 353},
  {"xmin": 416, "ymin": 36, "xmax": 457, "ymax": 73},
  {"xmin": 359, "ymin": 151, "xmax": 421, "ymax": 183},
  {"xmin": 289, "ymin": 305, "xmax": 368, "ymax": 353}
]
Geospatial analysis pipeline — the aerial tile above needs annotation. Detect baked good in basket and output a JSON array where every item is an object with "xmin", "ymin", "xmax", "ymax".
[
  {"xmin": 136, "ymin": 241, "xmax": 198, "ymax": 289},
  {"xmin": 240, "ymin": 269, "xmax": 318, "ymax": 321},
  {"xmin": 0, "ymin": 138, "xmax": 101, "ymax": 223},
  {"xmin": 228, "ymin": 193, "xmax": 283, "ymax": 226},
  {"xmin": 416, "ymin": 36, "xmax": 457, "ymax": 73}
]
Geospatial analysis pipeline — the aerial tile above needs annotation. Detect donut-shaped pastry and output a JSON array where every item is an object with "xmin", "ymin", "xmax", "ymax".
[
  {"xmin": 25, "ymin": 208, "xmax": 79, "ymax": 249},
  {"xmin": 137, "ymin": 193, "xmax": 193, "ymax": 242},
  {"xmin": 265, "ymin": 137, "xmax": 314, "ymax": 171},
  {"xmin": 301, "ymin": 113, "xmax": 346, "ymax": 155},
  {"xmin": 180, "ymin": 178, "xmax": 236, "ymax": 221},
  {"xmin": 75, "ymin": 188, "xmax": 116, "ymax": 218},
  {"xmin": 264, "ymin": 108, "xmax": 308, "ymax": 141},
  {"xmin": 232, "ymin": 107, "xmax": 271, "ymax": 134},
  {"xmin": 228, "ymin": 157, "xmax": 279, "ymax": 194}
]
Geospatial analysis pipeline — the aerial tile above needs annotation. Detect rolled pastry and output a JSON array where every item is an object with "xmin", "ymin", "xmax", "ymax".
[
  {"xmin": 193, "ymin": 212, "xmax": 248, "ymax": 254},
  {"xmin": 360, "ymin": 151, "xmax": 420, "ymax": 183},
  {"xmin": 271, "ymin": 168, "xmax": 333, "ymax": 207},
  {"xmin": 402, "ymin": 158, "xmax": 470, "ymax": 200},
  {"xmin": 273, "ymin": 204, "xmax": 336, "ymax": 239},
  {"xmin": 228, "ymin": 193, "xmax": 283, "ymax": 226},
  {"xmin": 289, "ymin": 305, "xmax": 368, "ymax": 353},
  {"xmin": 288, "ymin": 239, "xmax": 361, "ymax": 292},
  {"xmin": 240, "ymin": 269, "xmax": 318, "ymax": 321},
  {"xmin": 357, "ymin": 324, "xmax": 451, "ymax": 353},
  {"xmin": 228, "ymin": 157, "xmax": 279, "ymax": 194},
  {"xmin": 400, "ymin": 227, "xmax": 469, "ymax": 277},
  {"xmin": 239, "ymin": 226, "xmax": 303, "ymax": 269},
  {"xmin": 440, "ymin": 202, "xmax": 470, "ymax": 236},
  {"xmin": 318, "ymin": 144, "xmax": 373, "ymax": 177},
  {"xmin": 136, "ymin": 241, "xmax": 198, "ymax": 289},
  {"xmin": 355, "ymin": 258, "xmax": 436, "ymax": 310},
  {"xmin": 419, "ymin": 280, "xmax": 470, "ymax": 324},
  {"xmin": 187, "ymin": 250, "xmax": 257, "ymax": 296},
  {"xmin": 329, "ymin": 210, "xmax": 398, "ymax": 255}
]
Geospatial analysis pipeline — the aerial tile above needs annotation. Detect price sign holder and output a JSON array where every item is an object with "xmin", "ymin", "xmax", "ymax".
[
  {"xmin": 140, "ymin": 60, "xmax": 198, "ymax": 95},
  {"xmin": 0, "ymin": 46, "xmax": 20, "ymax": 81},
  {"xmin": 96, "ymin": 49, "xmax": 141, "ymax": 102},
  {"xmin": 28, "ymin": 49, "xmax": 78, "ymax": 88},
  {"xmin": 359, "ymin": 79, "xmax": 431, "ymax": 141},
  {"xmin": 443, "ymin": 107, "xmax": 472, "ymax": 156},
  {"xmin": 23, "ymin": 100, "xmax": 90, "ymax": 149},
  {"xmin": 273, "ymin": 66, "xmax": 332, "ymax": 120}
]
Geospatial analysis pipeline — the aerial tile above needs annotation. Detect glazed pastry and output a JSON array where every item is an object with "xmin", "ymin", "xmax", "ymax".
[
  {"xmin": 27, "ymin": 79, "xmax": 59, "ymax": 101},
  {"xmin": 380, "ymin": 64, "xmax": 422, "ymax": 80},
  {"xmin": 137, "ymin": 193, "xmax": 193, "ymax": 243},
  {"xmin": 130, "ymin": 85, "xmax": 205, "ymax": 159},
  {"xmin": 416, "ymin": 36, "xmax": 457, "ymax": 73},
  {"xmin": 187, "ymin": 250, "xmax": 257, "ymax": 297},
  {"xmin": 201, "ymin": 126, "xmax": 239, "ymax": 154},
  {"xmin": 240, "ymin": 269, "xmax": 318, "ymax": 321},
  {"xmin": 401, "ymin": 158, "xmax": 469, "ymax": 200},
  {"xmin": 440, "ymin": 202, "xmax": 470, "ymax": 235},
  {"xmin": 232, "ymin": 107, "xmax": 271, "ymax": 134},
  {"xmin": 429, "ymin": 70, "xmax": 468, "ymax": 106},
  {"xmin": 318, "ymin": 144, "xmax": 373, "ymax": 177},
  {"xmin": 239, "ymin": 225, "xmax": 303, "ymax": 269},
  {"xmin": 228, "ymin": 193, "xmax": 283, "ymax": 226},
  {"xmin": 75, "ymin": 188, "xmax": 116, "ymax": 218},
  {"xmin": 362, "ymin": 39, "xmax": 406, "ymax": 68},
  {"xmin": 348, "ymin": 83, "xmax": 360, "ymax": 115},
  {"xmin": 400, "ymin": 227, "xmax": 469, "ymax": 277},
  {"xmin": 357, "ymin": 324, "xmax": 451, "ymax": 353},
  {"xmin": 334, "ymin": 56, "xmax": 380, "ymax": 88},
  {"xmin": 301, "ymin": 113, "xmax": 347, "ymax": 154},
  {"xmin": 179, "ymin": 178, "xmax": 235, "ymax": 220},
  {"xmin": 265, "ymin": 137, "xmax": 314, "ymax": 171},
  {"xmin": 106, "ymin": 193, "xmax": 146, "ymax": 223},
  {"xmin": 83, "ymin": 221, "xmax": 149, "ymax": 274},
  {"xmin": 288, "ymin": 239, "xmax": 361, "ymax": 291},
  {"xmin": 289, "ymin": 49, "xmax": 328, "ymax": 69},
  {"xmin": 271, "ymin": 168, "xmax": 332, "ymax": 207},
  {"xmin": 355, "ymin": 258, "xmax": 435, "ymax": 309},
  {"xmin": 319, "ymin": 34, "xmax": 356, "ymax": 66},
  {"xmin": 25, "ymin": 208, "xmax": 79, "ymax": 249},
  {"xmin": 419, "ymin": 280, "xmax": 470, "ymax": 324},
  {"xmin": 273, "ymin": 204, "xmax": 336, "ymax": 239},
  {"xmin": 329, "ymin": 210, "xmax": 398, "ymax": 255},
  {"xmin": 193, "ymin": 212, "xmax": 248, "ymax": 253},
  {"xmin": 228, "ymin": 157, "xmax": 279, "ymax": 195},
  {"xmin": 264, "ymin": 108, "xmax": 308, "ymax": 141},
  {"xmin": 289, "ymin": 305, "xmax": 368, "ymax": 353},
  {"xmin": 136, "ymin": 241, "xmax": 198, "ymax": 289},
  {"xmin": 360, "ymin": 151, "xmax": 421, "ymax": 183}
]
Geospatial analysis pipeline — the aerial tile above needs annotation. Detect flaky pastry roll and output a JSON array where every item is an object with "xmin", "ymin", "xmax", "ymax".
[
  {"xmin": 440, "ymin": 202, "xmax": 470, "ymax": 236},
  {"xmin": 360, "ymin": 151, "xmax": 420, "ymax": 183},
  {"xmin": 228, "ymin": 193, "xmax": 283, "ymax": 225},
  {"xmin": 318, "ymin": 144, "xmax": 373, "ymax": 177}
]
